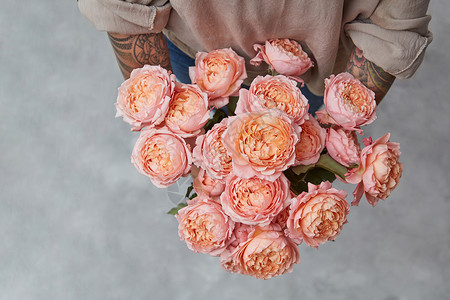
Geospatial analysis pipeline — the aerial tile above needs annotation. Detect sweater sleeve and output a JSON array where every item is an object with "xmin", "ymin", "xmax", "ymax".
[
  {"xmin": 345, "ymin": 0, "xmax": 433, "ymax": 79},
  {"xmin": 78, "ymin": 0, "xmax": 172, "ymax": 34}
]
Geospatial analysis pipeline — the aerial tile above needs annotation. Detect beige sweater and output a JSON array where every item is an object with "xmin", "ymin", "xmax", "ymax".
[{"xmin": 78, "ymin": 0, "xmax": 432, "ymax": 95}]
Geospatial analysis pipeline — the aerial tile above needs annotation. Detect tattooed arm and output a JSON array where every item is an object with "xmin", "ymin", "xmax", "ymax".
[
  {"xmin": 345, "ymin": 46, "xmax": 395, "ymax": 104},
  {"xmin": 107, "ymin": 32, "xmax": 172, "ymax": 79}
]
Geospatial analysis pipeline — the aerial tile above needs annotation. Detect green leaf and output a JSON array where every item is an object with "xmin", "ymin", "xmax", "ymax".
[
  {"xmin": 291, "ymin": 163, "xmax": 315, "ymax": 175},
  {"xmin": 167, "ymin": 203, "xmax": 188, "ymax": 215},
  {"xmin": 283, "ymin": 168, "xmax": 308, "ymax": 195},
  {"xmin": 304, "ymin": 167, "xmax": 336, "ymax": 185},
  {"xmin": 315, "ymin": 154, "xmax": 349, "ymax": 180},
  {"xmin": 289, "ymin": 180, "xmax": 309, "ymax": 195},
  {"xmin": 285, "ymin": 154, "xmax": 351, "ymax": 196},
  {"xmin": 226, "ymin": 96, "xmax": 239, "ymax": 116},
  {"xmin": 188, "ymin": 193, "xmax": 197, "ymax": 200},
  {"xmin": 184, "ymin": 185, "xmax": 194, "ymax": 198},
  {"xmin": 203, "ymin": 108, "xmax": 228, "ymax": 132}
]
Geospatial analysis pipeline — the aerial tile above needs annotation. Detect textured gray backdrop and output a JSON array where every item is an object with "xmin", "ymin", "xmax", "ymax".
[{"xmin": 1, "ymin": 1, "xmax": 449, "ymax": 299}]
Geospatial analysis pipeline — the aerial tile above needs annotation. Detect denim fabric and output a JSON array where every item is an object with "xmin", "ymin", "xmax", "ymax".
[
  {"xmin": 165, "ymin": 37, "xmax": 324, "ymax": 114},
  {"xmin": 166, "ymin": 37, "xmax": 195, "ymax": 84}
]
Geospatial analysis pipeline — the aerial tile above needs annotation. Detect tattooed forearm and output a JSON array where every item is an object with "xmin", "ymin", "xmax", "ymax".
[
  {"xmin": 345, "ymin": 46, "xmax": 395, "ymax": 104},
  {"xmin": 107, "ymin": 32, "xmax": 172, "ymax": 79}
]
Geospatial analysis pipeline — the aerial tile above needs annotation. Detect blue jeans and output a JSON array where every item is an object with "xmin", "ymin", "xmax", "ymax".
[{"xmin": 165, "ymin": 37, "xmax": 323, "ymax": 114}]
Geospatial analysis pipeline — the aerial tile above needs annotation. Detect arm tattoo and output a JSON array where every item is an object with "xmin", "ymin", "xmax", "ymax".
[
  {"xmin": 345, "ymin": 46, "xmax": 395, "ymax": 104},
  {"xmin": 108, "ymin": 32, "xmax": 172, "ymax": 79}
]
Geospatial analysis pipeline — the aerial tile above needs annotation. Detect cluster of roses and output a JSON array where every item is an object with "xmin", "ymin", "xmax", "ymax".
[{"xmin": 114, "ymin": 39, "xmax": 403, "ymax": 279}]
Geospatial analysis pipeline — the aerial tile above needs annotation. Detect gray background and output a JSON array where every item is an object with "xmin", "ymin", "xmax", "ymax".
[{"xmin": 1, "ymin": 1, "xmax": 449, "ymax": 299}]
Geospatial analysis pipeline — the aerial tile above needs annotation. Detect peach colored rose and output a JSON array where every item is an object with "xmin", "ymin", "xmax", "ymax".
[
  {"xmin": 250, "ymin": 39, "xmax": 313, "ymax": 81},
  {"xmin": 326, "ymin": 127, "xmax": 361, "ymax": 167},
  {"xmin": 220, "ymin": 225, "xmax": 300, "ymax": 279},
  {"xmin": 220, "ymin": 173, "xmax": 291, "ymax": 226},
  {"xmin": 189, "ymin": 48, "xmax": 247, "ymax": 108},
  {"xmin": 294, "ymin": 116, "xmax": 326, "ymax": 166},
  {"xmin": 316, "ymin": 72, "xmax": 376, "ymax": 133},
  {"xmin": 193, "ymin": 168, "xmax": 226, "ymax": 199},
  {"xmin": 346, "ymin": 133, "xmax": 403, "ymax": 207},
  {"xmin": 286, "ymin": 181, "xmax": 349, "ymax": 248},
  {"xmin": 273, "ymin": 206, "xmax": 291, "ymax": 231},
  {"xmin": 222, "ymin": 110, "xmax": 300, "ymax": 181},
  {"xmin": 131, "ymin": 128, "xmax": 191, "ymax": 188},
  {"xmin": 176, "ymin": 196, "xmax": 235, "ymax": 256},
  {"xmin": 193, "ymin": 118, "xmax": 233, "ymax": 179},
  {"xmin": 116, "ymin": 65, "xmax": 176, "ymax": 131},
  {"xmin": 220, "ymin": 223, "xmax": 254, "ymax": 273},
  {"xmin": 164, "ymin": 83, "xmax": 210, "ymax": 137},
  {"xmin": 235, "ymin": 75, "xmax": 309, "ymax": 125}
]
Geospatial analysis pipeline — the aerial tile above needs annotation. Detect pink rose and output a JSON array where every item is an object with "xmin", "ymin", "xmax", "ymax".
[
  {"xmin": 346, "ymin": 133, "xmax": 403, "ymax": 207},
  {"xmin": 326, "ymin": 127, "xmax": 361, "ymax": 167},
  {"xmin": 131, "ymin": 128, "xmax": 191, "ymax": 188},
  {"xmin": 176, "ymin": 196, "xmax": 235, "ymax": 256},
  {"xmin": 189, "ymin": 48, "xmax": 247, "ymax": 108},
  {"xmin": 193, "ymin": 168, "xmax": 226, "ymax": 199},
  {"xmin": 286, "ymin": 181, "xmax": 349, "ymax": 248},
  {"xmin": 250, "ymin": 39, "xmax": 313, "ymax": 81},
  {"xmin": 220, "ymin": 223, "xmax": 254, "ymax": 274},
  {"xmin": 220, "ymin": 225, "xmax": 300, "ymax": 279},
  {"xmin": 235, "ymin": 75, "xmax": 309, "ymax": 125},
  {"xmin": 116, "ymin": 65, "xmax": 176, "ymax": 131},
  {"xmin": 273, "ymin": 206, "xmax": 291, "ymax": 231},
  {"xmin": 222, "ymin": 110, "xmax": 300, "ymax": 181},
  {"xmin": 294, "ymin": 116, "xmax": 326, "ymax": 166},
  {"xmin": 316, "ymin": 72, "xmax": 376, "ymax": 133},
  {"xmin": 220, "ymin": 173, "xmax": 291, "ymax": 226},
  {"xmin": 164, "ymin": 83, "xmax": 211, "ymax": 137},
  {"xmin": 193, "ymin": 118, "xmax": 233, "ymax": 179}
]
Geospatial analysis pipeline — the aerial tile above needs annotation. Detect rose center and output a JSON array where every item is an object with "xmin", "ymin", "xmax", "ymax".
[
  {"xmin": 142, "ymin": 140, "xmax": 174, "ymax": 175},
  {"xmin": 234, "ymin": 179, "xmax": 273, "ymax": 211},
  {"xmin": 341, "ymin": 83, "xmax": 370, "ymax": 114},
  {"xmin": 185, "ymin": 214, "xmax": 217, "ymax": 246},
  {"xmin": 205, "ymin": 57, "xmax": 228, "ymax": 83},
  {"xmin": 167, "ymin": 90, "xmax": 202, "ymax": 124},
  {"xmin": 127, "ymin": 76, "xmax": 163, "ymax": 113},
  {"xmin": 239, "ymin": 117, "xmax": 291, "ymax": 166},
  {"xmin": 246, "ymin": 245, "xmax": 288, "ymax": 275}
]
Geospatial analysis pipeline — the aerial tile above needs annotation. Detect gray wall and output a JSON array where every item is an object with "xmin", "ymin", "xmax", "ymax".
[{"xmin": 1, "ymin": 1, "xmax": 449, "ymax": 299}]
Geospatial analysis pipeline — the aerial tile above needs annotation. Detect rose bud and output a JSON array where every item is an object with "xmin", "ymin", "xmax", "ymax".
[
  {"xmin": 193, "ymin": 118, "xmax": 233, "ymax": 180},
  {"xmin": 131, "ymin": 128, "xmax": 191, "ymax": 188},
  {"xmin": 316, "ymin": 72, "xmax": 376, "ymax": 133},
  {"xmin": 235, "ymin": 75, "xmax": 309, "ymax": 125},
  {"xmin": 193, "ymin": 168, "xmax": 226, "ymax": 199},
  {"xmin": 346, "ymin": 133, "xmax": 403, "ymax": 207},
  {"xmin": 273, "ymin": 206, "xmax": 291, "ymax": 231},
  {"xmin": 189, "ymin": 48, "xmax": 247, "ymax": 108},
  {"xmin": 250, "ymin": 39, "xmax": 313, "ymax": 81},
  {"xmin": 116, "ymin": 65, "xmax": 176, "ymax": 131},
  {"xmin": 294, "ymin": 116, "xmax": 327, "ymax": 166},
  {"xmin": 286, "ymin": 181, "xmax": 349, "ymax": 248},
  {"xmin": 326, "ymin": 127, "xmax": 361, "ymax": 167}
]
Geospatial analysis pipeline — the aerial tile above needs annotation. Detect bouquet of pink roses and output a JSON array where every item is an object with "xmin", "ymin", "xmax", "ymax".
[{"xmin": 114, "ymin": 38, "xmax": 403, "ymax": 279}]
